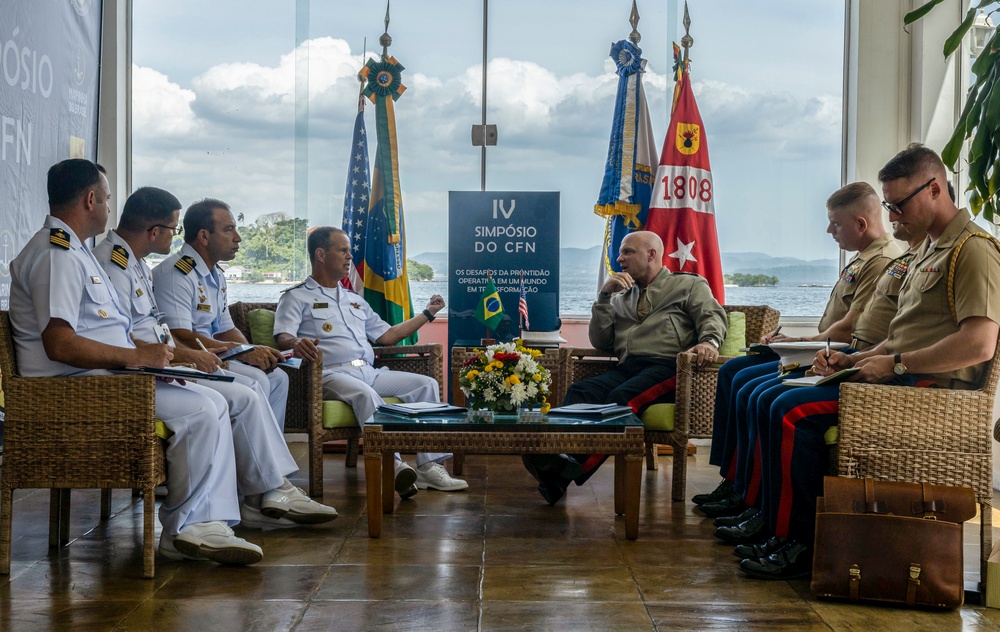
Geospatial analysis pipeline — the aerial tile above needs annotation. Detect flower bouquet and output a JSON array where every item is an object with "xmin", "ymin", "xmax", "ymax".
[{"xmin": 458, "ymin": 340, "xmax": 552, "ymax": 415}]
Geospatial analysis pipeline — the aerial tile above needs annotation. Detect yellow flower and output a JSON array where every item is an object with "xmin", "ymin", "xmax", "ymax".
[
  {"xmin": 532, "ymin": 373, "xmax": 541, "ymax": 382},
  {"xmin": 484, "ymin": 365, "xmax": 493, "ymax": 373},
  {"xmin": 541, "ymin": 403, "xmax": 551, "ymax": 414},
  {"xmin": 529, "ymin": 349, "xmax": 541, "ymax": 357},
  {"xmin": 506, "ymin": 375, "xmax": 521, "ymax": 386},
  {"xmin": 466, "ymin": 370, "xmax": 479, "ymax": 380}
]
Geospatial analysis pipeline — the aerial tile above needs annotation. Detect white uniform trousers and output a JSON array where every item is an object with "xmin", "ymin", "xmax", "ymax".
[
  {"xmin": 226, "ymin": 360, "xmax": 289, "ymax": 430},
  {"xmin": 208, "ymin": 369, "xmax": 298, "ymax": 495},
  {"xmin": 156, "ymin": 381, "xmax": 239, "ymax": 535},
  {"xmin": 321, "ymin": 364, "xmax": 450, "ymax": 467}
]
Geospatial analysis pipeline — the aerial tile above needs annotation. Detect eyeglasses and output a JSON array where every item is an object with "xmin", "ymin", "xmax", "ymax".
[
  {"xmin": 148, "ymin": 224, "xmax": 183, "ymax": 235},
  {"xmin": 881, "ymin": 177, "xmax": 935, "ymax": 215}
]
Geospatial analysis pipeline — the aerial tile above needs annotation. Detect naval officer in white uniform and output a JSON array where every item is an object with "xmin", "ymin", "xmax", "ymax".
[
  {"xmin": 94, "ymin": 187, "xmax": 336, "ymax": 528},
  {"xmin": 151, "ymin": 199, "xmax": 289, "ymax": 430},
  {"xmin": 273, "ymin": 227, "xmax": 468, "ymax": 497},
  {"xmin": 9, "ymin": 160, "xmax": 259, "ymax": 564}
]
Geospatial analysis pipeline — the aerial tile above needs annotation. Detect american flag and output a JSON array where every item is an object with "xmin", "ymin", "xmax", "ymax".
[
  {"xmin": 518, "ymin": 273, "xmax": 530, "ymax": 330},
  {"xmin": 340, "ymin": 93, "xmax": 371, "ymax": 290}
]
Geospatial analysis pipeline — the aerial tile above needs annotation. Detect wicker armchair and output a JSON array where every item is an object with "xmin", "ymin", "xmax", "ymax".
[
  {"xmin": 837, "ymin": 336, "xmax": 1000, "ymax": 588},
  {"xmin": 560, "ymin": 305, "xmax": 781, "ymax": 501},
  {"xmin": 228, "ymin": 301, "xmax": 444, "ymax": 498},
  {"xmin": 0, "ymin": 311, "xmax": 164, "ymax": 579}
]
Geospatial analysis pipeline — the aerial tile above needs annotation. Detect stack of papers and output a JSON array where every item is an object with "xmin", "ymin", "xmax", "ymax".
[
  {"xmin": 378, "ymin": 402, "xmax": 467, "ymax": 416},
  {"xmin": 218, "ymin": 344, "xmax": 255, "ymax": 361},
  {"xmin": 741, "ymin": 341, "xmax": 849, "ymax": 371},
  {"xmin": 547, "ymin": 403, "xmax": 634, "ymax": 417}
]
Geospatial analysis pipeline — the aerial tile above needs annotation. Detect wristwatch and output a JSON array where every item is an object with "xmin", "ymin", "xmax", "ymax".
[
  {"xmin": 422, "ymin": 308, "xmax": 436, "ymax": 322},
  {"xmin": 702, "ymin": 338, "xmax": 720, "ymax": 349},
  {"xmin": 893, "ymin": 353, "xmax": 907, "ymax": 375}
]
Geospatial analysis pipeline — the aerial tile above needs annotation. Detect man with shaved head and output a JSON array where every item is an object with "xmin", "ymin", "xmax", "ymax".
[{"xmin": 523, "ymin": 230, "xmax": 728, "ymax": 504}]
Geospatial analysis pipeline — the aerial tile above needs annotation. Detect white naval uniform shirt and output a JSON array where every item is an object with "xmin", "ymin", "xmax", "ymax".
[
  {"xmin": 94, "ymin": 230, "xmax": 164, "ymax": 344},
  {"xmin": 152, "ymin": 243, "xmax": 234, "ymax": 337},
  {"xmin": 273, "ymin": 276, "xmax": 390, "ymax": 366},
  {"xmin": 9, "ymin": 216, "xmax": 135, "ymax": 377}
]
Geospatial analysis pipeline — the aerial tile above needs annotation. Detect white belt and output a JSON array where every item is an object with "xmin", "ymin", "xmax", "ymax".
[{"xmin": 329, "ymin": 358, "xmax": 367, "ymax": 368}]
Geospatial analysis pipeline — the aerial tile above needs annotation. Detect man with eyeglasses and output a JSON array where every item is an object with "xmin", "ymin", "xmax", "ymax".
[
  {"xmin": 152, "ymin": 199, "xmax": 290, "ymax": 434},
  {"xmin": 95, "ymin": 187, "xmax": 337, "ymax": 538},
  {"xmin": 737, "ymin": 143, "xmax": 1000, "ymax": 580}
]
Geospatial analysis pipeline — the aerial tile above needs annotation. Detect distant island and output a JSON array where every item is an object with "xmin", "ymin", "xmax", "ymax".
[{"xmin": 723, "ymin": 273, "xmax": 779, "ymax": 287}]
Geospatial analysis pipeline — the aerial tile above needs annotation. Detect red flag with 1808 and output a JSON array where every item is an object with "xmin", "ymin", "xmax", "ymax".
[{"xmin": 646, "ymin": 64, "xmax": 724, "ymax": 303}]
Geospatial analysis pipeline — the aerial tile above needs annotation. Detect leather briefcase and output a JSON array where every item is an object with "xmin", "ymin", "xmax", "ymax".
[{"xmin": 811, "ymin": 476, "xmax": 976, "ymax": 609}]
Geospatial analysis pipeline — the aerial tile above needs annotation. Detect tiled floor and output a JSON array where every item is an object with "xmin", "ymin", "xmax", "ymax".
[{"xmin": 2, "ymin": 443, "xmax": 1000, "ymax": 631}]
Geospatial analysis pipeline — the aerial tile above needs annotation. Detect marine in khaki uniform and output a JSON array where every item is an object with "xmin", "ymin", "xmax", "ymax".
[
  {"xmin": 701, "ymin": 182, "xmax": 901, "ymax": 520},
  {"xmin": 739, "ymin": 144, "xmax": 1000, "ymax": 581}
]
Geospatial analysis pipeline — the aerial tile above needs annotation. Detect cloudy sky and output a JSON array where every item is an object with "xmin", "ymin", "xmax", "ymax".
[{"xmin": 132, "ymin": 0, "xmax": 846, "ymax": 261}]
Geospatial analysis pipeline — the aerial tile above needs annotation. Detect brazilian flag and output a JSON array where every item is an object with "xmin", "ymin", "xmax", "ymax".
[{"xmin": 474, "ymin": 280, "xmax": 504, "ymax": 331}]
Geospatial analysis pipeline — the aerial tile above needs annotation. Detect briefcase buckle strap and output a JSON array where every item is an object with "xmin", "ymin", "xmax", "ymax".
[
  {"xmin": 849, "ymin": 565, "xmax": 861, "ymax": 602},
  {"xmin": 906, "ymin": 564, "xmax": 922, "ymax": 606}
]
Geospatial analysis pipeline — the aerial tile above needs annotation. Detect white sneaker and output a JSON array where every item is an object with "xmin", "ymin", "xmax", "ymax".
[
  {"xmin": 415, "ymin": 462, "xmax": 469, "ymax": 491},
  {"xmin": 164, "ymin": 521, "xmax": 263, "ymax": 565},
  {"xmin": 260, "ymin": 481, "xmax": 338, "ymax": 524},
  {"xmin": 394, "ymin": 461, "xmax": 419, "ymax": 499},
  {"xmin": 239, "ymin": 503, "xmax": 298, "ymax": 530}
]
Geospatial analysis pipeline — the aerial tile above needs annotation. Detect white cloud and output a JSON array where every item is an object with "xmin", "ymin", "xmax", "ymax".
[
  {"xmin": 132, "ymin": 36, "xmax": 843, "ymax": 257},
  {"xmin": 132, "ymin": 65, "xmax": 199, "ymax": 136}
]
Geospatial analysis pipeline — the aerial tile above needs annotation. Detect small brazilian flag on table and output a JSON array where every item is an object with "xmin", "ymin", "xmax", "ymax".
[{"xmin": 474, "ymin": 279, "xmax": 504, "ymax": 330}]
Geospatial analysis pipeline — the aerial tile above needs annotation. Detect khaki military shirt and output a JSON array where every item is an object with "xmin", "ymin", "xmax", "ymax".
[
  {"xmin": 850, "ymin": 247, "xmax": 918, "ymax": 350},
  {"xmin": 590, "ymin": 268, "xmax": 728, "ymax": 362},
  {"xmin": 886, "ymin": 209, "xmax": 1000, "ymax": 388},
  {"xmin": 818, "ymin": 232, "xmax": 902, "ymax": 332}
]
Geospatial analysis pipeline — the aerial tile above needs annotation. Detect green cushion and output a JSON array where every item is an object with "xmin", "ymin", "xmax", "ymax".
[
  {"xmin": 640, "ymin": 403, "xmax": 675, "ymax": 432},
  {"xmin": 825, "ymin": 425, "xmax": 839, "ymax": 445},
  {"xmin": 248, "ymin": 309, "xmax": 279, "ymax": 349},
  {"xmin": 720, "ymin": 311, "xmax": 746, "ymax": 357},
  {"xmin": 324, "ymin": 397, "xmax": 404, "ymax": 429}
]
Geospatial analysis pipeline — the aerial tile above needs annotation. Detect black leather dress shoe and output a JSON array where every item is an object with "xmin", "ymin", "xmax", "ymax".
[
  {"xmin": 693, "ymin": 479, "xmax": 734, "ymax": 506},
  {"xmin": 714, "ymin": 509, "xmax": 768, "ymax": 544},
  {"xmin": 739, "ymin": 540, "xmax": 812, "ymax": 580},
  {"xmin": 523, "ymin": 455, "xmax": 580, "ymax": 505},
  {"xmin": 714, "ymin": 506, "xmax": 757, "ymax": 528},
  {"xmin": 697, "ymin": 492, "xmax": 747, "ymax": 518},
  {"xmin": 734, "ymin": 535, "xmax": 788, "ymax": 560}
]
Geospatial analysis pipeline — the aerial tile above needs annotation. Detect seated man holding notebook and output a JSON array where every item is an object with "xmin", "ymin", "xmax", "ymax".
[
  {"xmin": 738, "ymin": 144, "xmax": 1000, "ymax": 580},
  {"xmin": 523, "ymin": 230, "xmax": 728, "ymax": 504},
  {"xmin": 9, "ymin": 160, "xmax": 263, "ymax": 565},
  {"xmin": 273, "ymin": 226, "xmax": 467, "ymax": 498},
  {"xmin": 94, "ymin": 186, "xmax": 337, "ymax": 531},
  {"xmin": 698, "ymin": 182, "xmax": 901, "ymax": 518}
]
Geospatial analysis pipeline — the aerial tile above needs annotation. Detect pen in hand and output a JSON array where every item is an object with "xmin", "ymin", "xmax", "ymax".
[
  {"xmin": 773, "ymin": 325, "xmax": 782, "ymax": 337},
  {"xmin": 196, "ymin": 338, "xmax": 210, "ymax": 353},
  {"xmin": 825, "ymin": 337, "xmax": 831, "ymax": 361}
]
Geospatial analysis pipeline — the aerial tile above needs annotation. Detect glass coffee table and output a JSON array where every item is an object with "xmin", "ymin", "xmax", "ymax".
[{"xmin": 364, "ymin": 410, "xmax": 645, "ymax": 539}]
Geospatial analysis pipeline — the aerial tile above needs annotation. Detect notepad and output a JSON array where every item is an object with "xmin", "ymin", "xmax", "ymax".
[
  {"xmin": 782, "ymin": 367, "xmax": 860, "ymax": 387},
  {"xmin": 111, "ymin": 366, "xmax": 236, "ymax": 382}
]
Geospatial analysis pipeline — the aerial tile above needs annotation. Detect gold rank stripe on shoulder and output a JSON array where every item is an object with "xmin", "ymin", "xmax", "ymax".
[
  {"xmin": 281, "ymin": 281, "xmax": 306, "ymax": 293},
  {"xmin": 174, "ymin": 255, "xmax": 196, "ymax": 274},
  {"xmin": 110, "ymin": 244, "xmax": 129, "ymax": 269},
  {"xmin": 49, "ymin": 228, "xmax": 71, "ymax": 249}
]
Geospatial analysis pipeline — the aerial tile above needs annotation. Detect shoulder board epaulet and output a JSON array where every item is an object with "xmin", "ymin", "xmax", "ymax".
[
  {"xmin": 672, "ymin": 271, "xmax": 698, "ymax": 277},
  {"xmin": 49, "ymin": 228, "xmax": 70, "ymax": 250},
  {"xmin": 110, "ymin": 244, "xmax": 130, "ymax": 269},
  {"xmin": 174, "ymin": 255, "xmax": 196, "ymax": 274},
  {"xmin": 281, "ymin": 281, "xmax": 307, "ymax": 293}
]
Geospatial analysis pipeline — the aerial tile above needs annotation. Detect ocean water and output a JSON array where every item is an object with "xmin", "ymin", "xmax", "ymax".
[{"xmin": 226, "ymin": 279, "xmax": 831, "ymax": 318}]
